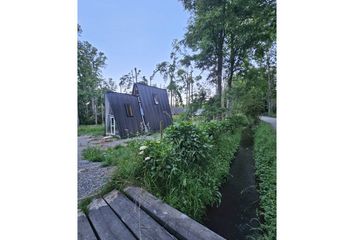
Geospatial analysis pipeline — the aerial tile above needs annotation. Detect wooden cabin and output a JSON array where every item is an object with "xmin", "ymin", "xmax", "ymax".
[{"xmin": 105, "ymin": 83, "xmax": 172, "ymax": 138}]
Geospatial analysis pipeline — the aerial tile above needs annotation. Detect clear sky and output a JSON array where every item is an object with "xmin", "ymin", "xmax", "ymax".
[{"xmin": 78, "ymin": 0, "xmax": 190, "ymax": 88}]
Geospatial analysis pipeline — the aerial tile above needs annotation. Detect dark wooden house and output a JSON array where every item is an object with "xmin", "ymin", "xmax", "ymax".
[
  {"xmin": 132, "ymin": 83, "xmax": 172, "ymax": 131},
  {"xmin": 104, "ymin": 92, "xmax": 144, "ymax": 138},
  {"xmin": 105, "ymin": 84, "xmax": 172, "ymax": 138}
]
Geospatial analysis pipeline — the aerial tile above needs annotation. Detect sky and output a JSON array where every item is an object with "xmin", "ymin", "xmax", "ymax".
[{"xmin": 78, "ymin": 0, "xmax": 190, "ymax": 89}]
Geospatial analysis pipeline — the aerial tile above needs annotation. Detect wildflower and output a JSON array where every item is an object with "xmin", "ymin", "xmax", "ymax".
[
  {"xmin": 139, "ymin": 146, "xmax": 148, "ymax": 151},
  {"xmin": 144, "ymin": 157, "xmax": 151, "ymax": 161},
  {"xmin": 139, "ymin": 151, "xmax": 144, "ymax": 155}
]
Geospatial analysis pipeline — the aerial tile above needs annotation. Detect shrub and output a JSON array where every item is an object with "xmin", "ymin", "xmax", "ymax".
[
  {"xmin": 164, "ymin": 121, "xmax": 212, "ymax": 167},
  {"xmin": 137, "ymin": 120, "xmax": 242, "ymax": 220},
  {"xmin": 254, "ymin": 123, "xmax": 276, "ymax": 239}
]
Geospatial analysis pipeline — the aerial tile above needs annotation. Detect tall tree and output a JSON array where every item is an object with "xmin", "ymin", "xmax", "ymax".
[
  {"xmin": 78, "ymin": 25, "xmax": 107, "ymax": 124},
  {"xmin": 181, "ymin": 0, "xmax": 227, "ymax": 111}
]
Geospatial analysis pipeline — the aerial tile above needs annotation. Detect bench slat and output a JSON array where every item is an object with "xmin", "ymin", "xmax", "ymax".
[
  {"xmin": 104, "ymin": 190, "xmax": 176, "ymax": 240},
  {"xmin": 124, "ymin": 186, "xmax": 225, "ymax": 240},
  {"xmin": 88, "ymin": 198, "xmax": 136, "ymax": 240},
  {"xmin": 78, "ymin": 210, "xmax": 97, "ymax": 240}
]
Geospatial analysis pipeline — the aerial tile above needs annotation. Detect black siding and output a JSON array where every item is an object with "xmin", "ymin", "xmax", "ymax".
[
  {"xmin": 105, "ymin": 92, "xmax": 143, "ymax": 138},
  {"xmin": 133, "ymin": 83, "xmax": 172, "ymax": 131}
]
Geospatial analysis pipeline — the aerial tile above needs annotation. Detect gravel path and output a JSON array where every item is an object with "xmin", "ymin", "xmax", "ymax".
[
  {"xmin": 78, "ymin": 134, "xmax": 157, "ymax": 201},
  {"xmin": 78, "ymin": 136, "xmax": 116, "ymax": 201}
]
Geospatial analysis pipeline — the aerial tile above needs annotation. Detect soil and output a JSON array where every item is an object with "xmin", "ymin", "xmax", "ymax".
[{"xmin": 203, "ymin": 128, "xmax": 260, "ymax": 240}]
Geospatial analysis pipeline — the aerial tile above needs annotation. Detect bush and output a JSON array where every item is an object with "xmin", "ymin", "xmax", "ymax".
[
  {"xmin": 254, "ymin": 123, "xmax": 276, "ymax": 239},
  {"xmin": 137, "ymin": 119, "xmax": 242, "ymax": 220}
]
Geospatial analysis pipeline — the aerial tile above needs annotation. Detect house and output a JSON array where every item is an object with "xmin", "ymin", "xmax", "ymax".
[
  {"xmin": 105, "ymin": 83, "xmax": 172, "ymax": 138},
  {"xmin": 170, "ymin": 106, "xmax": 185, "ymax": 115}
]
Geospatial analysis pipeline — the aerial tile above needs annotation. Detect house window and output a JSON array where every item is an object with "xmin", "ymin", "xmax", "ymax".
[
  {"xmin": 125, "ymin": 104, "xmax": 134, "ymax": 117},
  {"xmin": 153, "ymin": 94, "xmax": 159, "ymax": 105}
]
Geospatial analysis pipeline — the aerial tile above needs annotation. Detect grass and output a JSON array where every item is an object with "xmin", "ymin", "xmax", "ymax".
[
  {"xmin": 254, "ymin": 123, "xmax": 276, "ymax": 240},
  {"xmin": 78, "ymin": 124, "xmax": 104, "ymax": 136},
  {"xmin": 78, "ymin": 197, "xmax": 93, "ymax": 215}
]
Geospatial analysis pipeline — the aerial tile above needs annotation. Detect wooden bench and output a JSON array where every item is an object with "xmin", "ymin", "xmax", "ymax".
[{"xmin": 78, "ymin": 187, "xmax": 225, "ymax": 240}]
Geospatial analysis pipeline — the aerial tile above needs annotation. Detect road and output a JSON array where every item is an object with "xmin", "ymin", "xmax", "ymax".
[{"xmin": 259, "ymin": 116, "xmax": 276, "ymax": 129}]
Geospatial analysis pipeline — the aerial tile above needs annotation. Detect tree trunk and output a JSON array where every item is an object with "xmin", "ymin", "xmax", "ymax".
[
  {"xmin": 92, "ymin": 97, "xmax": 98, "ymax": 125},
  {"xmin": 266, "ymin": 57, "xmax": 273, "ymax": 115},
  {"xmin": 216, "ymin": 30, "xmax": 224, "ymax": 110},
  {"xmin": 101, "ymin": 102, "xmax": 104, "ymax": 125},
  {"xmin": 170, "ymin": 90, "xmax": 173, "ymax": 107},
  {"xmin": 190, "ymin": 72, "xmax": 194, "ymax": 103},
  {"xmin": 227, "ymin": 35, "xmax": 236, "ymax": 116}
]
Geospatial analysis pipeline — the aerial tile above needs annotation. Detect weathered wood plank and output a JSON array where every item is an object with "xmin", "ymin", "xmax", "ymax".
[
  {"xmin": 124, "ymin": 186, "xmax": 226, "ymax": 240},
  {"xmin": 87, "ymin": 198, "xmax": 136, "ymax": 240},
  {"xmin": 104, "ymin": 190, "xmax": 176, "ymax": 240},
  {"xmin": 78, "ymin": 210, "xmax": 97, "ymax": 240}
]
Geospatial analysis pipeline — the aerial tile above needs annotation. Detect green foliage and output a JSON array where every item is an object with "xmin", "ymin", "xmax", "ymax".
[
  {"xmin": 84, "ymin": 116, "xmax": 244, "ymax": 220},
  {"xmin": 254, "ymin": 123, "xmax": 276, "ymax": 239},
  {"xmin": 137, "ymin": 120, "xmax": 242, "ymax": 220},
  {"xmin": 240, "ymin": 88, "xmax": 265, "ymax": 122},
  {"xmin": 78, "ymin": 197, "xmax": 93, "ymax": 215},
  {"xmin": 83, "ymin": 147, "xmax": 104, "ymax": 162},
  {"xmin": 78, "ymin": 124, "xmax": 104, "ymax": 136},
  {"xmin": 164, "ymin": 122, "xmax": 212, "ymax": 166}
]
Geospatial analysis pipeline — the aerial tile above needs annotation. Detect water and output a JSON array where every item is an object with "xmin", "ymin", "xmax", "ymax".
[{"xmin": 203, "ymin": 128, "xmax": 260, "ymax": 240}]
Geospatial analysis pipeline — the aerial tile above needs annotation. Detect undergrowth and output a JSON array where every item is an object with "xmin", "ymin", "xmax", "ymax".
[
  {"xmin": 254, "ymin": 123, "xmax": 276, "ymax": 239},
  {"xmin": 81, "ymin": 115, "xmax": 247, "ymax": 221}
]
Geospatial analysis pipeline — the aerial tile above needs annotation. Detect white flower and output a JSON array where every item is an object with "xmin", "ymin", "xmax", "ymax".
[
  {"xmin": 144, "ymin": 157, "xmax": 151, "ymax": 161},
  {"xmin": 139, "ymin": 151, "xmax": 144, "ymax": 155},
  {"xmin": 139, "ymin": 146, "xmax": 148, "ymax": 150}
]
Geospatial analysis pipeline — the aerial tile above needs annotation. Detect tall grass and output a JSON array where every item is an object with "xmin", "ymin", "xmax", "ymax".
[{"xmin": 254, "ymin": 123, "xmax": 276, "ymax": 239}]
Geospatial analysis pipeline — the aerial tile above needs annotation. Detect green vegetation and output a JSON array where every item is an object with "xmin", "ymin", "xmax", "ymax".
[
  {"xmin": 254, "ymin": 123, "xmax": 276, "ymax": 239},
  {"xmin": 78, "ymin": 197, "xmax": 93, "ymax": 215},
  {"xmin": 82, "ymin": 117, "xmax": 245, "ymax": 220},
  {"xmin": 78, "ymin": 124, "xmax": 104, "ymax": 136}
]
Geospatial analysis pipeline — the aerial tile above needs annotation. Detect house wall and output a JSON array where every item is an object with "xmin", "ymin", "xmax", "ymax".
[
  {"xmin": 133, "ymin": 84, "xmax": 172, "ymax": 132},
  {"xmin": 105, "ymin": 92, "xmax": 144, "ymax": 138}
]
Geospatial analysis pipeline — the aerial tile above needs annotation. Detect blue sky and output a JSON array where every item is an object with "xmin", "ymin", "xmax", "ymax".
[{"xmin": 78, "ymin": 0, "xmax": 190, "ymax": 88}]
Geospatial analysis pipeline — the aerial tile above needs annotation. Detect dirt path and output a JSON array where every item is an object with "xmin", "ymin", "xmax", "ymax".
[
  {"xmin": 260, "ymin": 116, "xmax": 276, "ymax": 129},
  {"xmin": 203, "ymin": 128, "xmax": 260, "ymax": 240}
]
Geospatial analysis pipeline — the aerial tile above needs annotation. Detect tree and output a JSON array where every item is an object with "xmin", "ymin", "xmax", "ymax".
[
  {"xmin": 180, "ymin": 0, "xmax": 227, "ymax": 111},
  {"xmin": 119, "ymin": 67, "xmax": 147, "ymax": 93},
  {"xmin": 179, "ymin": 0, "xmax": 276, "ymax": 117},
  {"xmin": 78, "ymin": 25, "xmax": 107, "ymax": 125},
  {"xmin": 119, "ymin": 72, "xmax": 134, "ymax": 93}
]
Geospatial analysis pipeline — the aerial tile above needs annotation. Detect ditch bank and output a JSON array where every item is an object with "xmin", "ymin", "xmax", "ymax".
[{"xmin": 203, "ymin": 127, "xmax": 260, "ymax": 240}]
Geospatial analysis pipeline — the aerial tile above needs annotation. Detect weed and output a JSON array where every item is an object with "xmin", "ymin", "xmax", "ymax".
[{"xmin": 82, "ymin": 147, "xmax": 104, "ymax": 162}]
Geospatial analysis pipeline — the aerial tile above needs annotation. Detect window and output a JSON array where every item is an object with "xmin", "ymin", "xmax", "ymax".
[
  {"xmin": 153, "ymin": 94, "xmax": 159, "ymax": 105},
  {"xmin": 125, "ymin": 104, "xmax": 134, "ymax": 117}
]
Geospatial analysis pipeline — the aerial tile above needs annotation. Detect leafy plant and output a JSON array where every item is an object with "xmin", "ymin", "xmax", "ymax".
[{"xmin": 254, "ymin": 123, "xmax": 276, "ymax": 239}]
